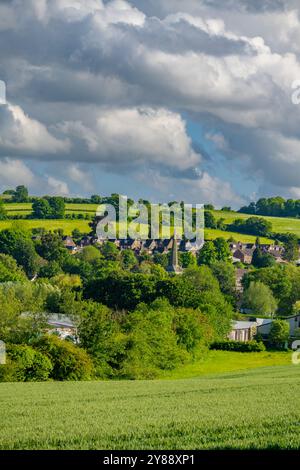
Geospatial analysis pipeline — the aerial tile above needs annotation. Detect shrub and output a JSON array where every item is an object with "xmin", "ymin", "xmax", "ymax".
[
  {"xmin": 0, "ymin": 344, "xmax": 53, "ymax": 382},
  {"xmin": 121, "ymin": 299, "xmax": 186, "ymax": 379},
  {"xmin": 210, "ymin": 340, "xmax": 266, "ymax": 352},
  {"xmin": 269, "ymin": 320, "xmax": 290, "ymax": 350},
  {"xmin": 34, "ymin": 335, "xmax": 93, "ymax": 381}
]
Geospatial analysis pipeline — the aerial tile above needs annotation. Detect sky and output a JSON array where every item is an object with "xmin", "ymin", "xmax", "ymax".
[{"xmin": 1, "ymin": 0, "xmax": 300, "ymax": 207}]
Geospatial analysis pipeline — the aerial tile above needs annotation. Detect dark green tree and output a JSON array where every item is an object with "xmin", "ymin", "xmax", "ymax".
[
  {"xmin": 32, "ymin": 199, "xmax": 52, "ymax": 219},
  {"xmin": 13, "ymin": 185, "xmax": 29, "ymax": 203},
  {"xmin": 0, "ymin": 199, "xmax": 7, "ymax": 220}
]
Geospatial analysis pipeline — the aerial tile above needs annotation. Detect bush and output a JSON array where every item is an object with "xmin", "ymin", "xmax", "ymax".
[
  {"xmin": 34, "ymin": 335, "xmax": 93, "ymax": 381},
  {"xmin": 0, "ymin": 344, "xmax": 53, "ymax": 382},
  {"xmin": 210, "ymin": 340, "xmax": 266, "ymax": 352},
  {"xmin": 269, "ymin": 320, "xmax": 290, "ymax": 350}
]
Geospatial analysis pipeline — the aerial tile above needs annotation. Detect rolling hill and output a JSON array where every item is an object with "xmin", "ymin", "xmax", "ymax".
[{"xmin": 1, "ymin": 203, "xmax": 299, "ymax": 242}]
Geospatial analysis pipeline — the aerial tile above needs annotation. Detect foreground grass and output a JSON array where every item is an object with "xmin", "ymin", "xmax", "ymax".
[{"xmin": 0, "ymin": 363, "xmax": 299, "ymax": 450}]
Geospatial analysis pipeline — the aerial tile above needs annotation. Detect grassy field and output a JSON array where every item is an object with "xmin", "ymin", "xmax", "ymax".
[
  {"xmin": 213, "ymin": 210, "xmax": 300, "ymax": 237},
  {"xmin": 0, "ymin": 220, "xmax": 273, "ymax": 241},
  {"xmin": 0, "ymin": 219, "xmax": 91, "ymax": 234},
  {"xmin": 0, "ymin": 363, "xmax": 298, "ymax": 450},
  {"xmin": 1, "ymin": 203, "xmax": 298, "ymax": 241},
  {"xmin": 160, "ymin": 350, "xmax": 291, "ymax": 379},
  {"xmin": 205, "ymin": 228, "xmax": 272, "ymax": 243}
]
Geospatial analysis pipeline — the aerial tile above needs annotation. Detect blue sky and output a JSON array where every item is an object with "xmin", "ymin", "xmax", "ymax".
[{"xmin": 1, "ymin": 0, "xmax": 300, "ymax": 208}]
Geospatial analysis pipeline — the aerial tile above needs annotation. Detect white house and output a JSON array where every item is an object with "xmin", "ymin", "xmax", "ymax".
[{"xmin": 228, "ymin": 321, "xmax": 257, "ymax": 342}]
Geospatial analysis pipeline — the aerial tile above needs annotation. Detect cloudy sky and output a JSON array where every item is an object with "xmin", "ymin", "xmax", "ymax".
[{"xmin": 1, "ymin": 0, "xmax": 300, "ymax": 207}]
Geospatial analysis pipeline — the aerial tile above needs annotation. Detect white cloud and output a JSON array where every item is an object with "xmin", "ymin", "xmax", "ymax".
[
  {"xmin": 1, "ymin": 0, "xmax": 300, "ymax": 201},
  {"xmin": 0, "ymin": 103, "xmax": 70, "ymax": 156},
  {"xmin": 57, "ymin": 107, "xmax": 200, "ymax": 170},
  {"xmin": 0, "ymin": 159, "xmax": 35, "ymax": 188},
  {"xmin": 46, "ymin": 176, "xmax": 70, "ymax": 196}
]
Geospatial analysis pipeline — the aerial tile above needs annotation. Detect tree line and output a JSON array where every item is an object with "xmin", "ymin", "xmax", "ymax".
[{"xmin": 239, "ymin": 197, "xmax": 300, "ymax": 218}]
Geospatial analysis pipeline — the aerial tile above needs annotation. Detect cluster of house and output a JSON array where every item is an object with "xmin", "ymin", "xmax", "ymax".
[
  {"xmin": 62, "ymin": 235, "xmax": 202, "ymax": 256},
  {"xmin": 230, "ymin": 242, "xmax": 286, "ymax": 265},
  {"xmin": 63, "ymin": 236, "xmax": 291, "ymax": 266},
  {"xmin": 229, "ymin": 314, "xmax": 300, "ymax": 342}
]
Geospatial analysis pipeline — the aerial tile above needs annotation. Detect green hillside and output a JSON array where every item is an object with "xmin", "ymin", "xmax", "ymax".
[
  {"xmin": 213, "ymin": 210, "xmax": 300, "ymax": 237},
  {"xmin": 1, "ymin": 203, "xmax": 298, "ymax": 242}
]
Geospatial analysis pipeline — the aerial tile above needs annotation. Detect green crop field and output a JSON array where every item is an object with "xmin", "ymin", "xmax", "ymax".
[
  {"xmin": 0, "ymin": 362, "xmax": 298, "ymax": 450},
  {"xmin": 160, "ymin": 350, "xmax": 291, "ymax": 379}
]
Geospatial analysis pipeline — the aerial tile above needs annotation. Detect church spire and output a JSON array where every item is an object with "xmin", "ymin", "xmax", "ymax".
[{"xmin": 167, "ymin": 232, "xmax": 183, "ymax": 274}]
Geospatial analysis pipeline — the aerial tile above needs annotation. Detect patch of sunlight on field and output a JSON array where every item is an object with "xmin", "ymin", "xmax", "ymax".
[{"xmin": 160, "ymin": 350, "xmax": 292, "ymax": 379}]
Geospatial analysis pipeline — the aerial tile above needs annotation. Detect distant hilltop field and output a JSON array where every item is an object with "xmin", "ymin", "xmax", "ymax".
[{"xmin": 0, "ymin": 189, "xmax": 300, "ymax": 243}]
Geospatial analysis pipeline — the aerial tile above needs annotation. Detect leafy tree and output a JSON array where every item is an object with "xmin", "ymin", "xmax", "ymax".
[
  {"xmin": 121, "ymin": 299, "xmax": 182, "ymax": 379},
  {"xmin": 0, "ymin": 199, "xmax": 7, "ymax": 220},
  {"xmin": 0, "ymin": 254, "xmax": 26, "ymax": 282},
  {"xmin": 211, "ymin": 261, "xmax": 236, "ymax": 298},
  {"xmin": 100, "ymin": 241, "xmax": 120, "ymax": 261},
  {"xmin": 77, "ymin": 245, "xmax": 102, "ymax": 264},
  {"xmin": 85, "ymin": 272, "xmax": 156, "ymax": 310},
  {"xmin": 269, "ymin": 320, "xmax": 289, "ymax": 349},
  {"xmin": 13, "ymin": 185, "xmax": 29, "ymax": 203},
  {"xmin": 242, "ymin": 281, "xmax": 277, "ymax": 317},
  {"xmin": 90, "ymin": 195, "xmax": 102, "ymax": 204},
  {"xmin": 50, "ymin": 274, "xmax": 82, "ymax": 290},
  {"xmin": 174, "ymin": 307, "xmax": 212, "ymax": 352},
  {"xmin": 213, "ymin": 237, "xmax": 231, "ymax": 262},
  {"xmin": 2, "ymin": 345, "xmax": 53, "ymax": 382},
  {"xmin": 34, "ymin": 335, "xmax": 93, "ymax": 381},
  {"xmin": 158, "ymin": 267, "xmax": 233, "ymax": 339},
  {"xmin": 179, "ymin": 251, "xmax": 197, "ymax": 268},
  {"xmin": 0, "ymin": 228, "xmax": 40, "ymax": 277},
  {"xmin": 78, "ymin": 301, "xmax": 126, "ymax": 377},
  {"xmin": 121, "ymin": 249, "xmax": 137, "ymax": 270},
  {"xmin": 153, "ymin": 252, "xmax": 168, "ymax": 268},
  {"xmin": 198, "ymin": 241, "xmax": 217, "ymax": 265},
  {"xmin": 252, "ymin": 246, "xmax": 275, "ymax": 268},
  {"xmin": 32, "ymin": 199, "xmax": 52, "ymax": 219},
  {"xmin": 243, "ymin": 264, "xmax": 295, "ymax": 315},
  {"xmin": 72, "ymin": 229, "xmax": 84, "ymax": 244},
  {"xmin": 35, "ymin": 232, "xmax": 67, "ymax": 264},
  {"xmin": 204, "ymin": 211, "xmax": 217, "ymax": 229},
  {"xmin": 283, "ymin": 234, "xmax": 299, "ymax": 262},
  {"xmin": 228, "ymin": 217, "xmax": 272, "ymax": 237},
  {"xmin": 39, "ymin": 261, "xmax": 63, "ymax": 278},
  {"xmin": 48, "ymin": 197, "xmax": 65, "ymax": 219}
]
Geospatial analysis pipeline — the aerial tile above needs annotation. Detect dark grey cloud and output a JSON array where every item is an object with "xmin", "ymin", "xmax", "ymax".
[{"xmin": 0, "ymin": 0, "xmax": 300, "ymax": 205}]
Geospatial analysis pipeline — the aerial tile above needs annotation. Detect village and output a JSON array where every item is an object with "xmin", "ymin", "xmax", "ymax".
[{"xmin": 57, "ymin": 234, "xmax": 300, "ymax": 346}]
